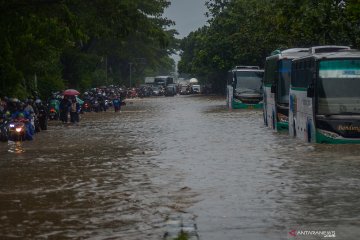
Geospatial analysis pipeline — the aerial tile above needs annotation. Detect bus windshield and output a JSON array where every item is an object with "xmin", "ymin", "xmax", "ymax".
[
  {"xmin": 235, "ymin": 71, "xmax": 263, "ymax": 92},
  {"xmin": 155, "ymin": 78, "xmax": 165, "ymax": 85},
  {"xmin": 317, "ymin": 59, "xmax": 360, "ymax": 115}
]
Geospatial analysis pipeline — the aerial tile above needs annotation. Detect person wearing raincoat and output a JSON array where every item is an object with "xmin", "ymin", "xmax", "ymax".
[
  {"xmin": 11, "ymin": 103, "xmax": 35, "ymax": 140},
  {"xmin": 59, "ymin": 96, "xmax": 71, "ymax": 123},
  {"xmin": 112, "ymin": 95, "xmax": 121, "ymax": 112}
]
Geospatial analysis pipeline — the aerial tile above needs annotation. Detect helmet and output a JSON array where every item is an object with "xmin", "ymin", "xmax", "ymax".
[
  {"xmin": 10, "ymin": 98, "xmax": 19, "ymax": 103},
  {"xmin": 35, "ymin": 99, "xmax": 42, "ymax": 104},
  {"xmin": 18, "ymin": 112, "xmax": 24, "ymax": 118}
]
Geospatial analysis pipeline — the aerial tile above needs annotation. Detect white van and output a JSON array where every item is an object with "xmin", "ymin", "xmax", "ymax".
[{"xmin": 192, "ymin": 85, "xmax": 201, "ymax": 94}]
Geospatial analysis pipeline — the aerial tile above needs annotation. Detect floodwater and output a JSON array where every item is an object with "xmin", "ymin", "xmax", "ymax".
[{"xmin": 1, "ymin": 95, "xmax": 360, "ymax": 240}]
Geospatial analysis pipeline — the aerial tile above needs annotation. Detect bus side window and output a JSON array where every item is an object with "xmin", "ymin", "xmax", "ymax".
[
  {"xmin": 311, "ymin": 60, "xmax": 316, "ymax": 79},
  {"xmin": 299, "ymin": 61, "xmax": 304, "ymax": 87},
  {"xmin": 305, "ymin": 60, "xmax": 310, "ymax": 87},
  {"xmin": 291, "ymin": 62, "xmax": 297, "ymax": 87},
  {"xmin": 232, "ymin": 72, "xmax": 236, "ymax": 87}
]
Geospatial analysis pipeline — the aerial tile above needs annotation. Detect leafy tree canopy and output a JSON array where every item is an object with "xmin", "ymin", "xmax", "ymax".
[
  {"xmin": 0, "ymin": 0, "xmax": 178, "ymax": 98},
  {"xmin": 179, "ymin": 0, "xmax": 359, "ymax": 93}
]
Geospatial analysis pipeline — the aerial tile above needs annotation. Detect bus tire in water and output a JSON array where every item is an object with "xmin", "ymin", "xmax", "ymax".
[
  {"xmin": 293, "ymin": 121, "xmax": 296, "ymax": 137},
  {"xmin": 307, "ymin": 121, "xmax": 312, "ymax": 143},
  {"xmin": 263, "ymin": 111, "xmax": 268, "ymax": 126},
  {"xmin": 272, "ymin": 111, "xmax": 275, "ymax": 130}
]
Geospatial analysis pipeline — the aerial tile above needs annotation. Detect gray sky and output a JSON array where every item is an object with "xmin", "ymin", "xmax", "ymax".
[
  {"xmin": 163, "ymin": 0, "xmax": 208, "ymax": 39},
  {"xmin": 163, "ymin": 0, "xmax": 208, "ymax": 68}
]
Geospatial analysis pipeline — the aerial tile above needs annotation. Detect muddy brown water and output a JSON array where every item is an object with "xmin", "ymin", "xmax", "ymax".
[{"xmin": 1, "ymin": 95, "xmax": 360, "ymax": 240}]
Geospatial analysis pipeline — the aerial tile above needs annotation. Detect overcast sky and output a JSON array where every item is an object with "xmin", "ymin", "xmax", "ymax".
[
  {"xmin": 163, "ymin": 0, "xmax": 208, "ymax": 39},
  {"xmin": 163, "ymin": 0, "xmax": 208, "ymax": 67}
]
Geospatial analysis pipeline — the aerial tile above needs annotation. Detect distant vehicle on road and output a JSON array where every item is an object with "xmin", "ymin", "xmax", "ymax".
[
  {"xmin": 180, "ymin": 85, "xmax": 191, "ymax": 95},
  {"xmin": 191, "ymin": 85, "xmax": 201, "ymax": 94},
  {"xmin": 164, "ymin": 85, "xmax": 176, "ymax": 97},
  {"xmin": 145, "ymin": 77, "xmax": 155, "ymax": 85},
  {"xmin": 154, "ymin": 76, "xmax": 174, "ymax": 87},
  {"xmin": 151, "ymin": 86, "xmax": 163, "ymax": 96}
]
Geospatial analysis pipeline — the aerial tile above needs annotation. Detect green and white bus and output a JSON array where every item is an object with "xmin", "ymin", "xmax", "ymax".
[
  {"xmin": 226, "ymin": 66, "xmax": 264, "ymax": 109},
  {"xmin": 263, "ymin": 48, "xmax": 308, "ymax": 131},
  {"xmin": 288, "ymin": 46, "xmax": 360, "ymax": 143}
]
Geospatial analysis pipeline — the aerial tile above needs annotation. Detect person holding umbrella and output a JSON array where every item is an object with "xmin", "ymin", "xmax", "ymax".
[
  {"xmin": 61, "ymin": 89, "xmax": 80, "ymax": 123},
  {"xmin": 70, "ymin": 97, "xmax": 80, "ymax": 123}
]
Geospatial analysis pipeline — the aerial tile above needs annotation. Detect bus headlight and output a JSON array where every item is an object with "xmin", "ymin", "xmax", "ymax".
[
  {"xmin": 318, "ymin": 129, "xmax": 340, "ymax": 139},
  {"xmin": 277, "ymin": 113, "xmax": 288, "ymax": 123}
]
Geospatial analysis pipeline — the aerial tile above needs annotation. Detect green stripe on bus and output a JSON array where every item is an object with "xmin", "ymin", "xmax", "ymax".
[
  {"xmin": 319, "ymin": 60, "xmax": 360, "ymax": 70},
  {"xmin": 316, "ymin": 130, "xmax": 360, "ymax": 144},
  {"xmin": 232, "ymin": 101, "xmax": 263, "ymax": 109},
  {"xmin": 276, "ymin": 122, "xmax": 289, "ymax": 131},
  {"xmin": 290, "ymin": 87, "xmax": 307, "ymax": 91}
]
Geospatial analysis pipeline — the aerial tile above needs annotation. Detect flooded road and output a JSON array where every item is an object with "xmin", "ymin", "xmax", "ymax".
[{"xmin": 1, "ymin": 95, "xmax": 360, "ymax": 240}]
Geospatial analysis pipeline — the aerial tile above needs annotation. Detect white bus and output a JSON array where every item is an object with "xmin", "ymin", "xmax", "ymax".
[
  {"xmin": 263, "ymin": 48, "xmax": 308, "ymax": 131},
  {"xmin": 288, "ymin": 46, "xmax": 360, "ymax": 143},
  {"xmin": 226, "ymin": 66, "xmax": 264, "ymax": 109}
]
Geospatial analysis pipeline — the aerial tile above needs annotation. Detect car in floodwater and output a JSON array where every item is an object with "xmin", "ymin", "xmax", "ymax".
[{"xmin": 180, "ymin": 85, "xmax": 191, "ymax": 95}]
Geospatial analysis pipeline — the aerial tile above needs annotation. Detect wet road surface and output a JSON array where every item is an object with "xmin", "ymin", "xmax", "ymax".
[{"xmin": 1, "ymin": 95, "xmax": 360, "ymax": 239}]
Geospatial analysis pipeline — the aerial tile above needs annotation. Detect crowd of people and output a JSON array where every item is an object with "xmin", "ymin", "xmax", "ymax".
[
  {"xmin": 0, "ymin": 85, "xmax": 127, "ymax": 142},
  {"xmin": 0, "ymin": 97, "xmax": 47, "ymax": 140}
]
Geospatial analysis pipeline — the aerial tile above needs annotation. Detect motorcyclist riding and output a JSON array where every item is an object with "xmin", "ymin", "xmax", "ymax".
[{"xmin": 11, "ymin": 103, "xmax": 35, "ymax": 140}]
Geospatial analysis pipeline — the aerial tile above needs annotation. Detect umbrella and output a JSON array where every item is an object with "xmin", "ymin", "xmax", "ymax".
[{"xmin": 63, "ymin": 89, "xmax": 80, "ymax": 96}]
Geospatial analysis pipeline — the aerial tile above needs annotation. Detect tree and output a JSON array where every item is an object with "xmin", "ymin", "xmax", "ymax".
[
  {"xmin": 0, "ymin": 0, "xmax": 177, "ymax": 98},
  {"xmin": 179, "ymin": 0, "xmax": 359, "ymax": 93}
]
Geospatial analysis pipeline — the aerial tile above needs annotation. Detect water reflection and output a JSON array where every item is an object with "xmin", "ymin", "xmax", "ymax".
[{"xmin": 7, "ymin": 140, "xmax": 25, "ymax": 154}]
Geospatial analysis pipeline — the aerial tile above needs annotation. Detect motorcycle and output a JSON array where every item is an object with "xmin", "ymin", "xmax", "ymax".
[
  {"xmin": 34, "ymin": 115, "xmax": 41, "ymax": 133},
  {"xmin": 92, "ymin": 100, "xmax": 100, "ymax": 112},
  {"xmin": 105, "ymin": 99, "xmax": 112, "ymax": 108},
  {"xmin": 82, "ymin": 101, "xmax": 91, "ymax": 112},
  {"xmin": 49, "ymin": 107, "xmax": 58, "ymax": 120},
  {"xmin": 8, "ymin": 120, "xmax": 27, "ymax": 141},
  {"xmin": 37, "ymin": 108, "xmax": 48, "ymax": 130}
]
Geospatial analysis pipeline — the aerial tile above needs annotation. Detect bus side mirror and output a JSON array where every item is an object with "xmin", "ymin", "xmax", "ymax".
[
  {"xmin": 271, "ymin": 84, "xmax": 276, "ymax": 93},
  {"xmin": 307, "ymin": 85, "xmax": 314, "ymax": 98}
]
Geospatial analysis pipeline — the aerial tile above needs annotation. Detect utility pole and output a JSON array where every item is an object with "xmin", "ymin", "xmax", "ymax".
[{"xmin": 105, "ymin": 56, "xmax": 108, "ymax": 86}]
